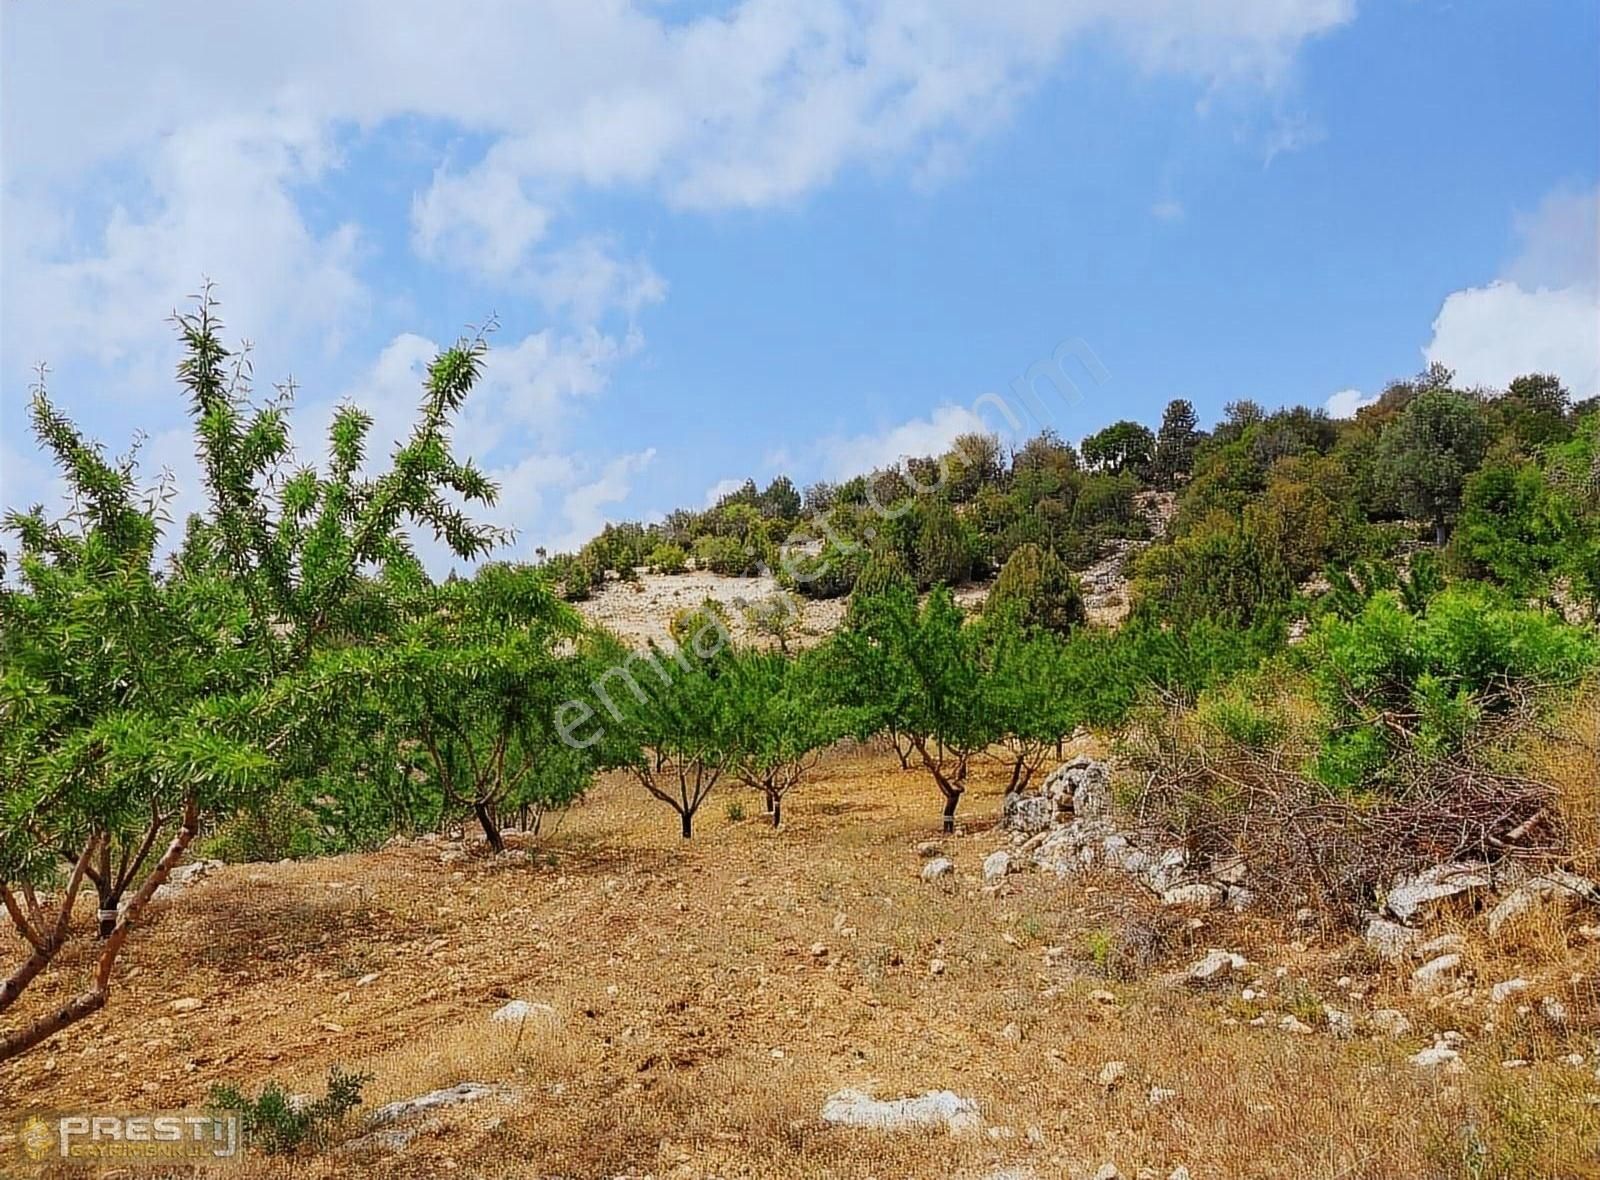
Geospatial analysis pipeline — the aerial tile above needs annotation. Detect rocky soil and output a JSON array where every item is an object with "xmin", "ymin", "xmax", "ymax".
[{"xmin": 4, "ymin": 744, "xmax": 1596, "ymax": 1178}]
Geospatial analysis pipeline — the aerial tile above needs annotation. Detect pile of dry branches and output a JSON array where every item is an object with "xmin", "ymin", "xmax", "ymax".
[{"xmin": 1124, "ymin": 703, "xmax": 1573, "ymax": 922}]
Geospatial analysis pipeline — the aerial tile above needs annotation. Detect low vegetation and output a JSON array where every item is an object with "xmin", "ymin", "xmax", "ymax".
[{"xmin": 2, "ymin": 305, "xmax": 1598, "ymax": 1176}]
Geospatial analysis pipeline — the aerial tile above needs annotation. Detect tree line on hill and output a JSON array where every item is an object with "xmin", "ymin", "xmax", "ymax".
[{"xmin": 1, "ymin": 298, "xmax": 1596, "ymax": 1062}]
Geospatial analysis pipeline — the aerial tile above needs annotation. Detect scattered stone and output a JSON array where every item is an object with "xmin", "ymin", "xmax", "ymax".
[
  {"xmin": 153, "ymin": 859, "xmax": 225, "ymax": 901},
  {"xmin": 810, "ymin": 942, "xmax": 829, "ymax": 958},
  {"xmin": 1489, "ymin": 979, "xmax": 1530, "ymax": 1005},
  {"xmin": 169, "ymin": 997, "xmax": 203, "ymax": 1014},
  {"xmin": 1000, "ymin": 794, "xmax": 1056, "ymax": 834},
  {"xmin": 819, "ymin": 1088, "xmax": 980, "ymax": 1135},
  {"xmin": 1366, "ymin": 1009, "xmax": 1413, "ymax": 1038},
  {"xmin": 1414, "ymin": 933, "xmax": 1467, "ymax": 959},
  {"xmin": 1363, "ymin": 917, "xmax": 1422, "ymax": 962},
  {"xmin": 1161, "ymin": 884, "xmax": 1222, "ymax": 909},
  {"xmin": 929, "ymin": 959, "xmax": 947, "ymax": 976},
  {"xmin": 983, "ymin": 850, "xmax": 1013, "ymax": 882},
  {"xmin": 1091, "ymin": 1165, "xmax": 1120, "ymax": 1180},
  {"xmin": 1385, "ymin": 863, "xmax": 1493, "ymax": 923},
  {"xmin": 1278, "ymin": 1015, "xmax": 1314, "ymax": 1035},
  {"xmin": 916, "ymin": 841, "xmax": 945, "ymax": 859},
  {"xmin": 1410, "ymin": 1044, "xmax": 1463, "ymax": 1072},
  {"xmin": 1186, "ymin": 949, "xmax": 1247, "ymax": 985},
  {"xmin": 355, "ymin": 973, "xmax": 380, "ymax": 988},
  {"xmin": 1322, "ymin": 1005, "xmax": 1355, "ymax": 1039},
  {"xmin": 1146, "ymin": 1086, "xmax": 1176, "ymax": 1106},
  {"xmin": 365, "ymin": 1082, "xmax": 511, "ymax": 1128},
  {"xmin": 490, "ymin": 1000, "xmax": 557, "ymax": 1026},
  {"xmin": 921, "ymin": 857, "xmax": 955, "ymax": 883},
  {"xmin": 1096, "ymin": 1060, "xmax": 1128, "ymax": 1090},
  {"xmin": 1088, "ymin": 989, "xmax": 1118, "ymax": 1006},
  {"xmin": 1487, "ymin": 870, "xmax": 1600, "ymax": 937},
  {"xmin": 1542, "ymin": 996, "xmax": 1571, "ymax": 1028},
  {"xmin": 1410, "ymin": 954, "xmax": 1464, "ymax": 996},
  {"xmin": 1168, "ymin": 1169, "xmax": 1193, "ymax": 1180}
]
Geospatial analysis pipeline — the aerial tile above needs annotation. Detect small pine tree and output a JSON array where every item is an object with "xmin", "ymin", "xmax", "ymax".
[{"xmin": 987, "ymin": 543, "xmax": 1086, "ymax": 636}]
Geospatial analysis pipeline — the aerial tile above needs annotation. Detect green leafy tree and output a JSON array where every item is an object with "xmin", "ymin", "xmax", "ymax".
[
  {"xmin": 1150, "ymin": 399, "xmax": 1201, "ymax": 489},
  {"xmin": 613, "ymin": 635, "xmax": 738, "ymax": 839},
  {"xmin": 0, "ymin": 293, "xmax": 504, "ymax": 1062},
  {"xmin": 1132, "ymin": 516, "xmax": 1295, "ymax": 628},
  {"xmin": 986, "ymin": 542, "xmax": 1085, "ymax": 636},
  {"xmin": 914, "ymin": 501, "xmax": 977, "ymax": 588},
  {"xmin": 980, "ymin": 617, "xmax": 1075, "ymax": 790},
  {"xmin": 725, "ymin": 647, "xmax": 850, "ymax": 826},
  {"xmin": 1081, "ymin": 420, "xmax": 1155, "ymax": 478},
  {"xmin": 835, "ymin": 586, "xmax": 996, "ymax": 831},
  {"xmin": 1450, "ymin": 460, "xmax": 1583, "ymax": 597},
  {"xmin": 1376, "ymin": 389, "xmax": 1490, "ymax": 544},
  {"xmin": 310, "ymin": 565, "xmax": 603, "ymax": 852}
]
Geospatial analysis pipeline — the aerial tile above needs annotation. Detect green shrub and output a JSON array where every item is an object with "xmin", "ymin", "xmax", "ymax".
[
  {"xmin": 209, "ymin": 1066, "xmax": 371, "ymax": 1155},
  {"xmin": 986, "ymin": 542, "xmax": 1085, "ymax": 636},
  {"xmin": 693, "ymin": 534, "xmax": 759, "ymax": 576},
  {"xmin": 647, "ymin": 542, "xmax": 689, "ymax": 575},
  {"xmin": 1306, "ymin": 585, "xmax": 1596, "ymax": 788},
  {"xmin": 913, "ymin": 502, "xmax": 977, "ymax": 588},
  {"xmin": 781, "ymin": 540, "xmax": 864, "ymax": 599},
  {"xmin": 1195, "ymin": 681, "xmax": 1287, "ymax": 750},
  {"xmin": 1131, "ymin": 516, "xmax": 1295, "ymax": 628}
]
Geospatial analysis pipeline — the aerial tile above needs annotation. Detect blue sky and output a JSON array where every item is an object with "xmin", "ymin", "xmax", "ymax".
[{"xmin": 2, "ymin": 1, "xmax": 1596, "ymax": 566}]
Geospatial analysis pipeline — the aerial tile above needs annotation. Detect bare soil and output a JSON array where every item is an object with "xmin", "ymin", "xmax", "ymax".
[{"xmin": 3, "ymin": 747, "xmax": 1596, "ymax": 1179}]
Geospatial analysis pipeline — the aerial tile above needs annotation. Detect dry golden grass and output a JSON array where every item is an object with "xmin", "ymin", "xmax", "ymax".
[{"xmin": 3, "ymin": 743, "xmax": 1598, "ymax": 1179}]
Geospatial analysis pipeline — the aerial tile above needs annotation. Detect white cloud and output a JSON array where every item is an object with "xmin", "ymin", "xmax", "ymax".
[
  {"xmin": 548, "ymin": 449, "xmax": 658, "ymax": 554},
  {"xmin": 4, "ymin": 1, "xmax": 1356, "ymax": 329},
  {"xmin": 1424, "ymin": 187, "xmax": 1599, "ymax": 398},
  {"xmin": 4, "ymin": 114, "xmax": 364, "ymax": 371},
  {"xmin": 1324, "ymin": 388, "xmax": 1376, "ymax": 418},
  {"xmin": 411, "ymin": 163, "xmax": 552, "ymax": 279},
  {"xmin": 1426, "ymin": 281, "xmax": 1599, "ymax": 399},
  {"xmin": 703, "ymin": 478, "xmax": 748, "ymax": 507},
  {"xmin": 1151, "ymin": 198, "xmax": 1186, "ymax": 222},
  {"xmin": 1, "ymin": 0, "xmax": 1358, "ymax": 562},
  {"xmin": 822, "ymin": 404, "xmax": 992, "ymax": 480}
]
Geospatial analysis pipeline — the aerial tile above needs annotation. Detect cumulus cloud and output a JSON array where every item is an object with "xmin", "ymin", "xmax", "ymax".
[
  {"xmin": 1324, "ymin": 388, "xmax": 1376, "ymax": 418},
  {"xmin": 822, "ymin": 404, "xmax": 993, "ymax": 480},
  {"xmin": 703, "ymin": 478, "xmax": 749, "ymax": 507},
  {"xmin": 1, "ymin": 0, "xmax": 1356, "ymax": 558},
  {"xmin": 1424, "ymin": 186, "xmax": 1599, "ymax": 398}
]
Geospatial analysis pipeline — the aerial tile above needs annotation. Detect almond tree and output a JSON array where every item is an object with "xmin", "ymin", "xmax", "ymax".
[
  {"xmin": 614, "ymin": 630, "xmax": 738, "ymax": 839},
  {"xmin": 725, "ymin": 646, "xmax": 850, "ymax": 827},
  {"xmin": 309, "ymin": 563, "xmax": 608, "ymax": 852},
  {"xmin": 0, "ymin": 292, "xmax": 504, "ymax": 1062},
  {"xmin": 835, "ymin": 584, "xmax": 998, "ymax": 831}
]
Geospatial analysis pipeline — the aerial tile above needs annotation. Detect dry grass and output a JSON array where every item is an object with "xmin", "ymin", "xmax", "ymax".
[{"xmin": 2, "ymin": 746, "xmax": 1597, "ymax": 1179}]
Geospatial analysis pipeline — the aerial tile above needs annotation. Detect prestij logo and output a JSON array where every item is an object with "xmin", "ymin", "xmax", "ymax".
[
  {"xmin": 18, "ymin": 1118, "xmax": 53, "ymax": 1162},
  {"xmin": 11, "ymin": 1111, "xmax": 242, "ymax": 1165}
]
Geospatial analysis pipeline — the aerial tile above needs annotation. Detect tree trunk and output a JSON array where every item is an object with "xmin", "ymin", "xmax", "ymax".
[
  {"xmin": 941, "ymin": 789, "xmax": 961, "ymax": 834},
  {"xmin": 95, "ymin": 882, "xmax": 124, "ymax": 940},
  {"xmin": 1435, "ymin": 517, "xmax": 1447, "ymax": 547},
  {"xmin": 474, "ymin": 802, "xmax": 504, "ymax": 854},
  {"xmin": 0, "ymin": 800, "xmax": 196, "ymax": 1064},
  {"xmin": 1007, "ymin": 756, "xmax": 1024, "ymax": 793},
  {"xmin": 771, "ymin": 795, "xmax": 782, "ymax": 829},
  {"xmin": 680, "ymin": 811, "xmax": 693, "ymax": 839}
]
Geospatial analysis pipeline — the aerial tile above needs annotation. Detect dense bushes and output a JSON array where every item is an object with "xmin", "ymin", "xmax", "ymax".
[
  {"xmin": 987, "ymin": 543, "xmax": 1085, "ymax": 635},
  {"xmin": 1306, "ymin": 586, "xmax": 1595, "ymax": 789}
]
